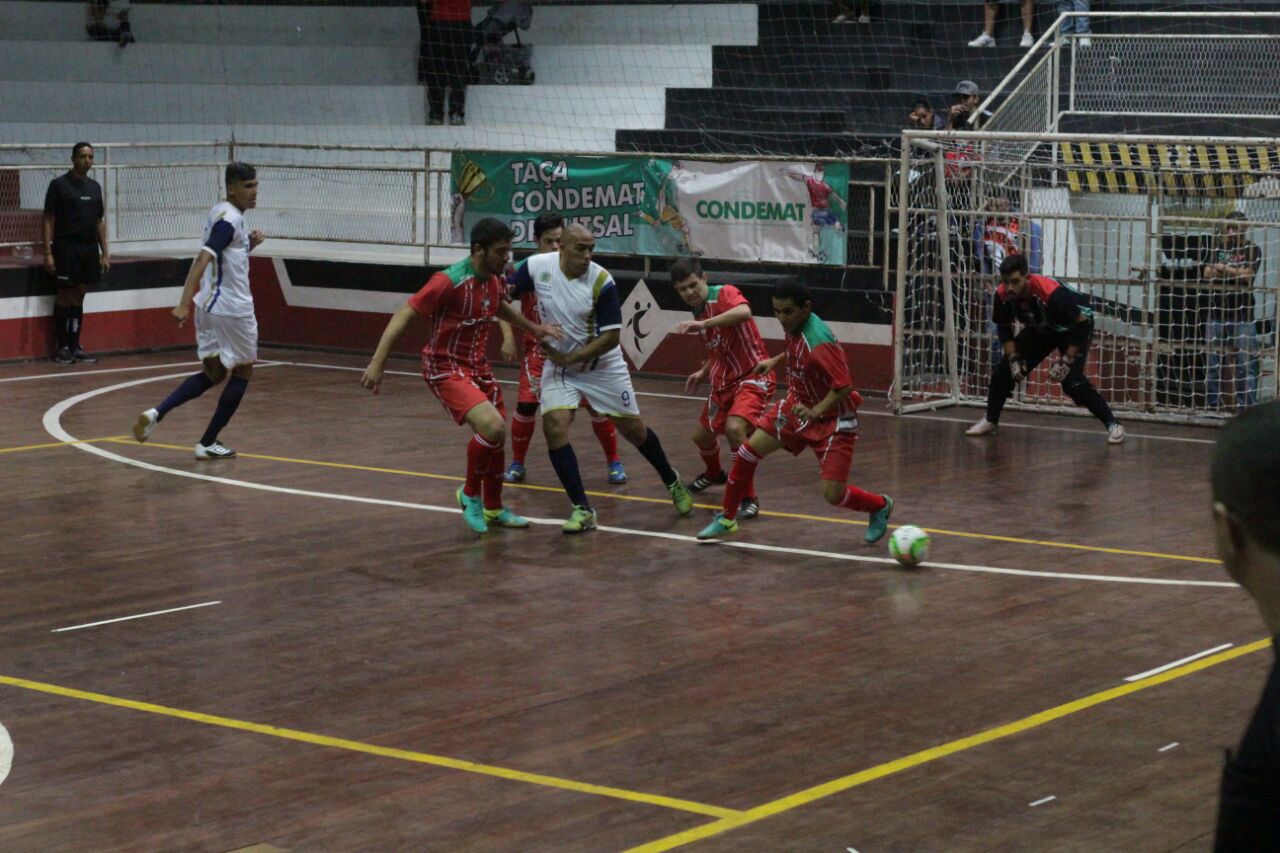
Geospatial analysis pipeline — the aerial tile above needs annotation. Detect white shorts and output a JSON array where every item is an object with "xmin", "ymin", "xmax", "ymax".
[
  {"xmin": 195, "ymin": 310, "xmax": 258, "ymax": 368},
  {"xmin": 540, "ymin": 358, "xmax": 641, "ymax": 418}
]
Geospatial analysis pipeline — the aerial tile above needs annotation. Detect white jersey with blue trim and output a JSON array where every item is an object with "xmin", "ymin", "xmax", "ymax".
[
  {"xmin": 196, "ymin": 201, "xmax": 254, "ymax": 317},
  {"xmin": 513, "ymin": 252, "xmax": 625, "ymax": 371}
]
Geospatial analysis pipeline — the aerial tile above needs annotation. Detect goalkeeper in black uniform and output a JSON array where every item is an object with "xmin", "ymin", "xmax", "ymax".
[{"xmin": 966, "ymin": 253, "xmax": 1125, "ymax": 444}]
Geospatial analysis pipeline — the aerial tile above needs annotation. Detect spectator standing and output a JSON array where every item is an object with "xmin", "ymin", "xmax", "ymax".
[
  {"xmin": 831, "ymin": 0, "xmax": 870, "ymax": 24},
  {"xmin": 1203, "ymin": 210, "xmax": 1262, "ymax": 411},
  {"xmin": 42, "ymin": 142, "xmax": 108, "ymax": 364},
  {"xmin": 418, "ymin": 0, "xmax": 473, "ymax": 126},
  {"xmin": 969, "ymin": 0, "xmax": 1035, "ymax": 48},
  {"xmin": 86, "ymin": 0, "xmax": 134, "ymax": 47},
  {"xmin": 1057, "ymin": 0, "xmax": 1091, "ymax": 47}
]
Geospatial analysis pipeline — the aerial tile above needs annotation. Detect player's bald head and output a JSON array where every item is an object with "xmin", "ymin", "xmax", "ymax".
[
  {"xmin": 563, "ymin": 223, "xmax": 592, "ymax": 244},
  {"xmin": 1213, "ymin": 401, "xmax": 1280, "ymax": 556}
]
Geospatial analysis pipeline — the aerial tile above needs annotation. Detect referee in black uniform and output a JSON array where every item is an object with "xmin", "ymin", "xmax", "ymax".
[
  {"xmin": 1212, "ymin": 401, "xmax": 1280, "ymax": 850},
  {"xmin": 42, "ymin": 142, "xmax": 109, "ymax": 364}
]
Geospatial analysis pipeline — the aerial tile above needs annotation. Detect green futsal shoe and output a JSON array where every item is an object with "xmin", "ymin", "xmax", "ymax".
[
  {"xmin": 697, "ymin": 512, "xmax": 738, "ymax": 541},
  {"xmin": 667, "ymin": 474, "xmax": 694, "ymax": 516},
  {"xmin": 455, "ymin": 487, "xmax": 489, "ymax": 534},
  {"xmin": 865, "ymin": 495, "xmax": 893, "ymax": 544},
  {"xmin": 562, "ymin": 505, "xmax": 598, "ymax": 535},
  {"xmin": 485, "ymin": 507, "xmax": 529, "ymax": 529}
]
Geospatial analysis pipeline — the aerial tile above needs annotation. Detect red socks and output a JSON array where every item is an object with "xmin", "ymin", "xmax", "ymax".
[
  {"xmin": 836, "ymin": 485, "xmax": 885, "ymax": 514},
  {"xmin": 590, "ymin": 414, "xmax": 620, "ymax": 462},
  {"xmin": 721, "ymin": 445, "xmax": 761, "ymax": 520},
  {"xmin": 697, "ymin": 437, "xmax": 724, "ymax": 478},
  {"xmin": 510, "ymin": 412, "xmax": 536, "ymax": 464},
  {"xmin": 466, "ymin": 434, "xmax": 503, "ymax": 510}
]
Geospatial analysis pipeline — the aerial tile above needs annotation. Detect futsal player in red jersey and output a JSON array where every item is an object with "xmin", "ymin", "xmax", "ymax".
[
  {"xmin": 697, "ymin": 277, "xmax": 893, "ymax": 543},
  {"xmin": 671, "ymin": 258, "xmax": 774, "ymax": 520},
  {"xmin": 497, "ymin": 213, "xmax": 625, "ymax": 485},
  {"xmin": 360, "ymin": 218, "xmax": 558, "ymax": 535}
]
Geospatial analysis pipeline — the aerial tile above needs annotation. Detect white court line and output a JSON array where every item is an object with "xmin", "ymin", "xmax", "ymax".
[
  {"xmin": 274, "ymin": 360, "xmax": 1215, "ymax": 444},
  {"xmin": 0, "ymin": 360, "xmax": 202, "ymax": 383},
  {"xmin": 40, "ymin": 372, "xmax": 1237, "ymax": 590},
  {"xmin": 52, "ymin": 601, "xmax": 222, "ymax": 633},
  {"xmin": 0, "ymin": 358, "xmax": 288, "ymax": 384},
  {"xmin": 1124, "ymin": 643, "xmax": 1235, "ymax": 682},
  {"xmin": 0, "ymin": 721, "xmax": 10, "ymax": 787},
  {"xmin": 1029, "ymin": 796, "xmax": 1056, "ymax": 807},
  {"xmin": 1159, "ymin": 742, "xmax": 1180, "ymax": 752}
]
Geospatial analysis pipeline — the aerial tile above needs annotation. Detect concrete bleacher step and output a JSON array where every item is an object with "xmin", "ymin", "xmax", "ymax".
[
  {"xmin": 4, "ymin": 78, "xmax": 671, "ymax": 134},
  {"xmin": 0, "ymin": 122, "xmax": 619, "ymax": 155},
  {"xmin": 617, "ymin": 127, "xmax": 896, "ymax": 158},
  {"xmin": 0, "ymin": 41, "xmax": 415, "ymax": 85},
  {"xmin": 0, "ymin": 1, "xmax": 755, "ymax": 47},
  {"xmin": 0, "ymin": 39, "xmax": 711, "ymax": 89}
]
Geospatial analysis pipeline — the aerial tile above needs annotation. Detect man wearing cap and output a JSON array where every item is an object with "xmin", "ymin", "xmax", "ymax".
[{"xmin": 949, "ymin": 80, "xmax": 991, "ymax": 129}]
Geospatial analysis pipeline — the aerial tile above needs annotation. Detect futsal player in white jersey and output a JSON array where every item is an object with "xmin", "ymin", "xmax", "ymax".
[
  {"xmin": 509, "ymin": 223, "xmax": 694, "ymax": 533},
  {"xmin": 131, "ymin": 162, "xmax": 265, "ymax": 459}
]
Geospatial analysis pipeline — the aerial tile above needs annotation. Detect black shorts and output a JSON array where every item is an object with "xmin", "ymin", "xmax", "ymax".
[{"xmin": 52, "ymin": 241, "xmax": 101, "ymax": 287}]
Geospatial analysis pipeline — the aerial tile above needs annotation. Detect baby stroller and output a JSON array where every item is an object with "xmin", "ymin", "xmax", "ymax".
[{"xmin": 471, "ymin": 0, "xmax": 534, "ymax": 85}]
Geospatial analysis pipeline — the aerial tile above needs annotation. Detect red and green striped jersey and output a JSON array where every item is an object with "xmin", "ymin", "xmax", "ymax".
[
  {"xmin": 695, "ymin": 283, "xmax": 771, "ymax": 391},
  {"xmin": 407, "ymin": 257, "xmax": 506, "ymax": 378},
  {"xmin": 783, "ymin": 312, "xmax": 861, "ymax": 417}
]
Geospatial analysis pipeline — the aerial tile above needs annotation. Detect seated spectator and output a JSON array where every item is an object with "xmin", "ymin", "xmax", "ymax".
[
  {"xmin": 969, "ymin": 0, "xmax": 1035, "ymax": 48},
  {"xmin": 86, "ymin": 0, "xmax": 133, "ymax": 47},
  {"xmin": 1058, "ymin": 0, "xmax": 1092, "ymax": 47},
  {"xmin": 1203, "ymin": 211, "xmax": 1262, "ymax": 411},
  {"xmin": 907, "ymin": 99, "xmax": 946, "ymax": 131},
  {"xmin": 949, "ymin": 80, "xmax": 992, "ymax": 130}
]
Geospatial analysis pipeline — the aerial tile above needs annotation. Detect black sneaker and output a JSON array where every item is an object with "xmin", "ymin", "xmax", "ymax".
[
  {"xmin": 72, "ymin": 348, "xmax": 98, "ymax": 363},
  {"xmin": 449, "ymin": 114, "xmax": 466, "ymax": 126},
  {"xmin": 738, "ymin": 497, "xmax": 760, "ymax": 520},
  {"xmin": 687, "ymin": 471, "xmax": 727, "ymax": 492},
  {"xmin": 53, "ymin": 347, "xmax": 74, "ymax": 365}
]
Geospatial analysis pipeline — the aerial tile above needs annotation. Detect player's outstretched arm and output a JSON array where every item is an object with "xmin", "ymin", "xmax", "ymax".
[
  {"xmin": 496, "ymin": 300, "xmax": 561, "ymax": 343},
  {"xmin": 173, "ymin": 252, "xmax": 214, "ymax": 326},
  {"xmin": 679, "ymin": 304, "xmax": 753, "ymax": 334},
  {"xmin": 544, "ymin": 329, "xmax": 620, "ymax": 368},
  {"xmin": 793, "ymin": 385, "xmax": 852, "ymax": 421},
  {"xmin": 497, "ymin": 319, "xmax": 518, "ymax": 362},
  {"xmin": 754, "ymin": 353, "xmax": 784, "ymax": 375},
  {"xmin": 361, "ymin": 303, "xmax": 418, "ymax": 393}
]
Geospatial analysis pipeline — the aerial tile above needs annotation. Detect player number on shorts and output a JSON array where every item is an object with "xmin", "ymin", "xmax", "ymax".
[{"xmin": 621, "ymin": 391, "xmax": 631, "ymax": 406}]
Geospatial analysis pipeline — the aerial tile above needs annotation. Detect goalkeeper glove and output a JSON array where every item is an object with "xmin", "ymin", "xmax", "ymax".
[
  {"xmin": 1008, "ymin": 355, "xmax": 1029, "ymax": 383},
  {"xmin": 1047, "ymin": 356, "xmax": 1073, "ymax": 383}
]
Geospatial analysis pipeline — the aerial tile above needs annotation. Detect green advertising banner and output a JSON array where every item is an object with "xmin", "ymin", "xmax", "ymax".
[{"xmin": 450, "ymin": 153, "xmax": 850, "ymax": 266}]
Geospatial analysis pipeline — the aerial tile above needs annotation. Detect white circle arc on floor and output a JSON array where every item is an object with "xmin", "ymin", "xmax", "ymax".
[
  {"xmin": 41, "ymin": 371, "xmax": 1235, "ymax": 589},
  {"xmin": 0, "ymin": 720, "xmax": 13, "ymax": 786}
]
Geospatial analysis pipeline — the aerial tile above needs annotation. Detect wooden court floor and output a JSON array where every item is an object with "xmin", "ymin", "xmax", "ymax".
[{"xmin": 0, "ymin": 348, "xmax": 1266, "ymax": 852}]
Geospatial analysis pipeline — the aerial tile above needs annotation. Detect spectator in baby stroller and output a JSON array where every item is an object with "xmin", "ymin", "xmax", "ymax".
[{"xmin": 472, "ymin": 0, "xmax": 535, "ymax": 85}]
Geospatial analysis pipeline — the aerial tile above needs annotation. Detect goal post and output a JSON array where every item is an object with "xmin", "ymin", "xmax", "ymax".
[{"xmin": 894, "ymin": 129, "xmax": 1280, "ymax": 424}]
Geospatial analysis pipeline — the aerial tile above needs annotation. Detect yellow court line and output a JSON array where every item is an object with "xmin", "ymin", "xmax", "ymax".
[
  {"xmin": 0, "ymin": 435, "xmax": 129, "ymax": 455},
  {"xmin": 104, "ymin": 440, "xmax": 1219, "ymax": 566},
  {"xmin": 622, "ymin": 638, "xmax": 1272, "ymax": 852},
  {"xmin": 0, "ymin": 674, "xmax": 740, "ymax": 820}
]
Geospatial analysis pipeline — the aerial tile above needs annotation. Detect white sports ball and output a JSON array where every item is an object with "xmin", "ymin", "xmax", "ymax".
[{"xmin": 888, "ymin": 525, "xmax": 930, "ymax": 567}]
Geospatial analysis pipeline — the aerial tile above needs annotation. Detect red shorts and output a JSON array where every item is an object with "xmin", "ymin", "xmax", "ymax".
[
  {"xmin": 755, "ymin": 398, "xmax": 857, "ymax": 482},
  {"xmin": 517, "ymin": 349, "xmax": 545, "ymax": 406},
  {"xmin": 427, "ymin": 371, "xmax": 506, "ymax": 425},
  {"xmin": 699, "ymin": 378, "xmax": 774, "ymax": 436}
]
